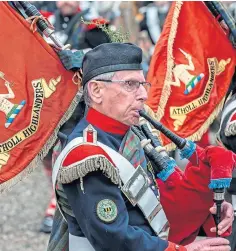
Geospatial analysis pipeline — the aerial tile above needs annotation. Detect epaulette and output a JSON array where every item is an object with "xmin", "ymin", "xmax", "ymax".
[{"xmin": 57, "ymin": 125, "xmax": 121, "ymax": 189}]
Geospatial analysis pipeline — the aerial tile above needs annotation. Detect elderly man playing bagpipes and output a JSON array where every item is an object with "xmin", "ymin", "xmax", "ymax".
[
  {"xmin": 2, "ymin": 2, "xmax": 234, "ymax": 251},
  {"xmin": 42, "ymin": 6, "xmax": 236, "ymax": 251},
  {"xmin": 17, "ymin": 1, "xmax": 232, "ymax": 251},
  {"xmin": 44, "ymin": 39, "xmax": 236, "ymax": 251}
]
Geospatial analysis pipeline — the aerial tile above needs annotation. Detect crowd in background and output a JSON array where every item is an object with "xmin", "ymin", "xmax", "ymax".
[
  {"xmin": 31, "ymin": 1, "xmax": 173, "ymax": 77},
  {"xmin": 29, "ymin": 1, "xmax": 236, "ymax": 76},
  {"xmin": 27, "ymin": 0, "xmax": 236, "ymax": 235},
  {"xmin": 31, "ymin": 1, "xmax": 236, "ymax": 76}
]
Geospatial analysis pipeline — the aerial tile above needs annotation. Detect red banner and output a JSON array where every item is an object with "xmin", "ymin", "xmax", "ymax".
[
  {"xmin": 0, "ymin": 3, "xmax": 78, "ymax": 192},
  {"xmin": 146, "ymin": 1, "xmax": 236, "ymax": 150}
]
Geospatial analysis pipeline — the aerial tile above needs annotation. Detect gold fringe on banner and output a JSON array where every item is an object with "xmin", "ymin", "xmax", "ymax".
[
  {"xmin": 0, "ymin": 90, "xmax": 82, "ymax": 194},
  {"xmin": 155, "ymin": 1, "xmax": 183, "ymax": 121}
]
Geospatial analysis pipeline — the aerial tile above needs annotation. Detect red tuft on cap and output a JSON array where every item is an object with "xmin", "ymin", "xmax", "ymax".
[{"xmin": 86, "ymin": 18, "xmax": 109, "ymax": 31}]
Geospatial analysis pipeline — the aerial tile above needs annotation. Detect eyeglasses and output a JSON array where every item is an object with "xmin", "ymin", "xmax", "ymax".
[{"xmin": 95, "ymin": 79, "xmax": 151, "ymax": 92}]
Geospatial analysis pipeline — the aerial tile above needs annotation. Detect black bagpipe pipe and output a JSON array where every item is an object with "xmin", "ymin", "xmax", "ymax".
[
  {"xmin": 13, "ymin": 1, "xmax": 64, "ymax": 49},
  {"xmin": 204, "ymin": 2, "xmax": 223, "ymax": 22},
  {"xmin": 13, "ymin": 2, "xmax": 82, "ymax": 83},
  {"xmin": 131, "ymin": 125, "xmax": 169, "ymax": 174},
  {"xmin": 139, "ymin": 110, "xmax": 187, "ymax": 150},
  {"xmin": 137, "ymin": 110, "xmax": 224, "ymax": 236},
  {"xmin": 204, "ymin": 1, "xmax": 236, "ymax": 46}
]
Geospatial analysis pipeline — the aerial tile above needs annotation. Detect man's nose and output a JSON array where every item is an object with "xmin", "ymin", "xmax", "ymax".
[{"xmin": 136, "ymin": 84, "xmax": 148, "ymax": 102}]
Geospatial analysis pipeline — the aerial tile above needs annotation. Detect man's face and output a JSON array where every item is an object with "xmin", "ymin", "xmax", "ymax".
[{"xmin": 98, "ymin": 70, "xmax": 148, "ymax": 126}]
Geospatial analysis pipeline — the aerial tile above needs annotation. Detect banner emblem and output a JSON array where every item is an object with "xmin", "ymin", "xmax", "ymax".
[
  {"xmin": 170, "ymin": 49, "xmax": 204, "ymax": 95},
  {"xmin": 170, "ymin": 56, "xmax": 231, "ymax": 131},
  {"xmin": 0, "ymin": 72, "xmax": 26, "ymax": 128},
  {"xmin": 0, "ymin": 73, "xmax": 62, "ymax": 170}
]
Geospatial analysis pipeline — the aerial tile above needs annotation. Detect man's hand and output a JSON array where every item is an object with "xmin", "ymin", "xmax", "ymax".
[
  {"xmin": 185, "ymin": 237, "xmax": 230, "ymax": 251},
  {"xmin": 210, "ymin": 201, "xmax": 234, "ymax": 236}
]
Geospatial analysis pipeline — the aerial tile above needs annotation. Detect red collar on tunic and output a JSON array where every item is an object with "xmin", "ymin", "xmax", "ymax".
[{"xmin": 86, "ymin": 108, "xmax": 129, "ymax": 136}]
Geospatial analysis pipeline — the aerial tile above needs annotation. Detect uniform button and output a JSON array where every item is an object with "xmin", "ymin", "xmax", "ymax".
[{"xmin": 62, "ymin": 23, "xmax": 68, "ymax": 29}]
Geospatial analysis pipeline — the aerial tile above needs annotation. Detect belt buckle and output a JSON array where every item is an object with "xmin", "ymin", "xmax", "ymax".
[{"xmin": 121, "ymin": 165, "xmax": 150, "ymax": 206}]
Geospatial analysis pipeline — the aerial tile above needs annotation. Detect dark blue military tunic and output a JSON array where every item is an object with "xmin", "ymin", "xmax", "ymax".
[{"xmin": 62, "ymin": 108, "xmax": 169, "ymax": 251}]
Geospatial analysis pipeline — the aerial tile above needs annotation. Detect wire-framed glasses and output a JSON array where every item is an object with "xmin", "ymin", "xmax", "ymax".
[{"xmin": 95, "ymin": 79, "xmax": 151, "ymax": 92}]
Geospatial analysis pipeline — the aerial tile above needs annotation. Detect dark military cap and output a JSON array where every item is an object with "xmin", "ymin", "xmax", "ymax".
[{"xmin": 81, "ymin": 43, "xmax": 143, "ymax": 86}]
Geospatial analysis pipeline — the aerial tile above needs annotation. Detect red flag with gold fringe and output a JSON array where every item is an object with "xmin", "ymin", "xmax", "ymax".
[
  {"xmin": 146, "ymin": 1, "xmax": 236, "ymax": 150},
  {"xmin": 0, "ymin": 2, "xmax": 79, "ymax": 192}
]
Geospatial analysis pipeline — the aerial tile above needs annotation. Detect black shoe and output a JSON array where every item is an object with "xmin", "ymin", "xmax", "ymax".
[{"xmin": 40, "ymin": 216, "xmax": 53, "ymax": 234}]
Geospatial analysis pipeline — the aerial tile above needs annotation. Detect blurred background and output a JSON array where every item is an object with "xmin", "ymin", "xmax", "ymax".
[{"xmin": 0, "ymin": 1, "xmax": 236, "ymax": 251}]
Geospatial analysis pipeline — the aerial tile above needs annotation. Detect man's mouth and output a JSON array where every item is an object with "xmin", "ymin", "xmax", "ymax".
[{"xmin": 133, "ymin": 109, "xmax": 142, "ymax": 117}]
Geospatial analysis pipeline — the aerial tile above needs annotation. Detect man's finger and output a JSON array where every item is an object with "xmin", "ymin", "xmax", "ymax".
[
  {"xmin": 210, "ymin": 202, "xmax": 233, "ymax": 215},
  {"xmin": 218, "ymin": 221, "xmax": 233, "ymax": 235},
  {"xmin": 210, "ymin": 216, "xmax": 233, "ymax": 235},
  {"xmin": 207, "ymin": 245, "xmax": 231, "ymax": 251},
  {"xmin": 186, "ymin": 238, "xmax": 230, "ymax": 251},
  {"xmin": 210, "ymin": 227, "xmax": 216, "ymax": 233},
  {"xmin": 218, "ymin": 218, "xmax": 232, "ymax": 230},
  {"xmin": 202, "ymin": 237, "xmax": 230, "ymax": 245},
  {"xmin": 210, "ymin": 207, "xmax": 216, "ymax": 215},
  {"xmin": 222, "ymin": 203, "xmax": 234, "ymax": 218}
]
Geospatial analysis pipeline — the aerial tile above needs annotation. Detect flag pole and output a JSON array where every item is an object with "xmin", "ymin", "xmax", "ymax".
[
  {"xmin": 205, "ymin": 1, "xmax": 236, "ymax": 46},
  {"xmin": 16, "ymin": 1, "xmax": 65, "ymax": 49}
]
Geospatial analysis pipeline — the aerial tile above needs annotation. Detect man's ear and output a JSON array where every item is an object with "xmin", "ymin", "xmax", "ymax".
[{"xmin": 88, "ymin": 81, "xmax": 104, "ymax": 104}]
